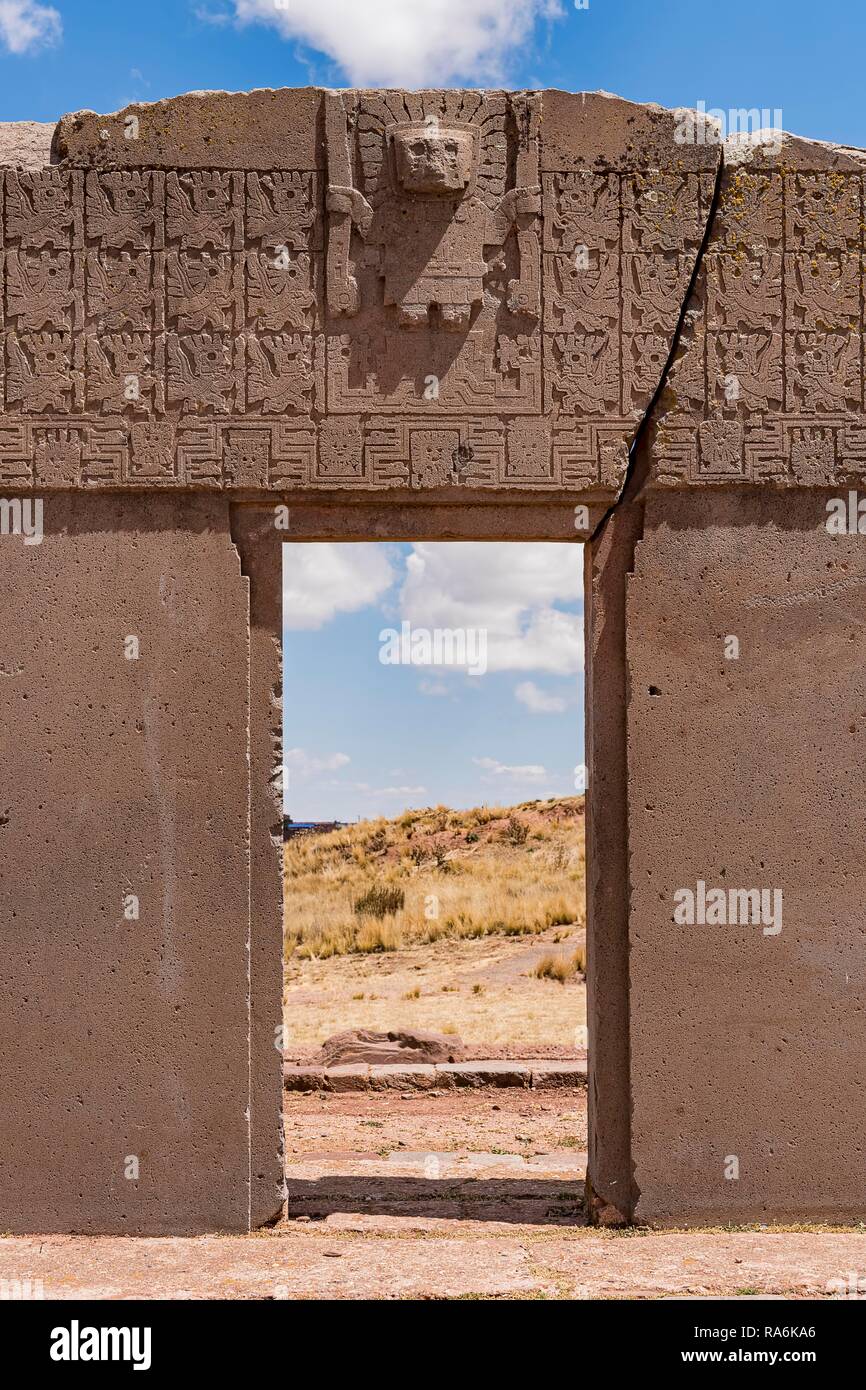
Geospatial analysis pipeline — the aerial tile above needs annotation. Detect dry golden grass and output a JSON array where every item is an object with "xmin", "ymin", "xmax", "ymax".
[
  {"xmin": 283, "ymin": 927, "xmax": 587, "ymax": 1051},
  {"xmin": 282, "ymin": 797, "xmax": 587, "ymax": 1049},
  {"xmin": 283, "ymin": 797, "xmax": 586, "ymax": 964},
  {"xmin": 533, "ymin": 947, "xmax": 586, "ymax": 984}
]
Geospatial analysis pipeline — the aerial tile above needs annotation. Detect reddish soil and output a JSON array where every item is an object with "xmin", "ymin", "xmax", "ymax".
[{"xmin": 2, "ymin": 1088, "xmax": 862, "ymax": 1299}]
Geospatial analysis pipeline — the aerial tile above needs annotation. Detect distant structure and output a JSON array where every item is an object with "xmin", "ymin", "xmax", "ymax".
[{"xmin": 283, "ymin": 816, "xmax": 346, "ymax": 842}]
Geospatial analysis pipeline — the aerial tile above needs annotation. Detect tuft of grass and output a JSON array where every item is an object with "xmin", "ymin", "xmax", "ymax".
[
  {"xmin": 353, "ymin": 883, "xmax": 405, "ymax": 919},
  {"xmin": 533, "ymin": 948, "xmax": 585, "ymax": 984},
  {"xmin": 355, "ymin": 918, "xmax": 402, "ymax": 953}
]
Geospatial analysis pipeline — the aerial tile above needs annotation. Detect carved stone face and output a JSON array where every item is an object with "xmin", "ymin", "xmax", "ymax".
[{"xmin": 393, "ymin": 125, "xmax": 474, "ymax": 194}]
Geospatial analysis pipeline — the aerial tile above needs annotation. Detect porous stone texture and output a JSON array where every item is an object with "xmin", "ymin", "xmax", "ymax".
[
  {"xmin": 4, "ymin": 88, "xmax": 866, "ymax": 1235},
  {"xmin": 0, "ymin": 89, "xmax": 716, "ymax": 512},
  {"xmin": 0, "ymin": 495, "xmax": 252, "ymax": 1233},
  {"xmin": 626, "ymin": 489, "xmax": 866, "ymax": 1225},
  {"xmin": 318, "ymin": 1029, "xmax": 465, "ymax": 1066},
  {"xmin": 0, "ymin": 121, "xmax": 54, "ymax": 169}
]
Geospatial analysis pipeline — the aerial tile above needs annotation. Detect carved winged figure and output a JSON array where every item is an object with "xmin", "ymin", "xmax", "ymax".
[
  {"xmin": 6, "ymin": 171, "xmax": 73, "ymax": 248},
  {"xmin": 247, "ymin": 334, "xmax": 314, "ymax": 414},
  {"xmin": 6, "ymin": 250, "xmax": 74, "ymax": 332},
  {"xmin": 87, "ymin": 250, "xmax": 152, "ymax": 329},
  {"xmin": 167, "ymin": 251, "xmax": 233, "ymax": 331},
  {"xmin": 87, "ymin": 172, "xmax": 157, "ymax": 249},
  {"xmin": 247, "ymin": 172, "xmax": 316, "ymax": 251},
  {"xmin": 7, "ymin": 332, "xmax": 72, "ymax": 411},
  {"xmin": 167, "ymin": 172, "xmax": 233, "ymax": 250}
]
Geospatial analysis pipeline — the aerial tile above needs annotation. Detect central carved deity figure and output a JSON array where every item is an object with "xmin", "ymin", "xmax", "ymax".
[
  {"xmin": 382, "ymin": 121, "xmax": 488, "ymax": 329},
  {"xmin": 325, "ymin": 94, "xmax": 541, "ymax": 330}
]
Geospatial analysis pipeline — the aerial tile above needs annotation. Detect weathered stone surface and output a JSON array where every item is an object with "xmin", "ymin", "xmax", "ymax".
[
  {"xmin": 230, "ymin": 508, "xmax": 285, "ymax": 1225},
  {"xmin": 0, "ymin": 121, "xmax": 54, "ymax": 169},
  {"xmin": 284, "ymin": 1067, "xmax": 327, "ymax": 1093},
  {"xmin": 5, "ymin": 88, "xmax": 866, "ymax": 1236},
  {"xmin": 55, "ymin": 88, "xmax": 323, "ymax": 170},
  {"xmin": 318, "ymin": 1029, "xmax": 464, "ymax": 1066},
  {"xmin": 369, "ymin": 1064, "xmax": 439, "ymax": 1091},
  {"xmin": 626, "ymin": 489, "xmax": 866, "ymax": 1224},
  {"xmin": 530, "ymin": 1060, "xmax": 588, "ymax": 1089},
  {"xmin": 650, "ymin": 132, "xmax": 866, "ymax": 491},
  {"xmin": 324, "ymin": 1065, "xmax": 371, "ymax": 1094},
  {"xmin": 0, "ymin": 495, "xmax": 252, "ymax": 1234},
  {"xmin": 438, "ymin": 1062, "xmax": 532, "ymax": 1088},
  {"xmin": 0, "ymin": 89, "xmax": 718, "ymax": 510}
]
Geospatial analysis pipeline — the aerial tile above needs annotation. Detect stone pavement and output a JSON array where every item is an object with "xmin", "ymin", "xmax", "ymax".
[
  {"xmin": 284, "ymin": 1058, "xmax": 588, "ymax": 1092},
  {"xmin": 1, "ymin": 1227, "xmax": 863, "ymax": 1301},
  {"xmin": 1, "ymin": 1089, "xmax": 862, "ymax": 1299}
]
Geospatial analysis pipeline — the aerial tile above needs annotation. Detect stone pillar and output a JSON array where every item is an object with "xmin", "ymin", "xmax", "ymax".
[
  {"xmin": 0, "ymin": 495, "xmax": 263, "ymax": 1233},
  {"xmin": 231, "ymin": 506, "xmax": 286, "ymax": 1227},
  {"xmin": 626, "ymin": 489, "xmax": 866, "ymax": 1223},
  {"xmin": 585, "ymin": 126, "xmax": 866, "ymax": 1224}
]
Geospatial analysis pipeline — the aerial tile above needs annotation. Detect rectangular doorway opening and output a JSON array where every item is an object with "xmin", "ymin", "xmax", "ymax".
[{"xmin": 281, "ymin": 540, "xmax": 587, "ymax": 1222}]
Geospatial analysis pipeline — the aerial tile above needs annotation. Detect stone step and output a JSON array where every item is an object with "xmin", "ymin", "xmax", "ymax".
[{"xmin": 284, "ymin": 1058, "xmax": 588, "ymax": 1093}]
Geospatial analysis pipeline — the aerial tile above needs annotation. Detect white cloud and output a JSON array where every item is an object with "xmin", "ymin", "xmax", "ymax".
[
  {"xmin": 194, "ymin": 3, "xmax": 232, "ymax": 24},
  {"xmin": 284, "ymin": 747, "xmax": 350, "ymax": 778},
  {"xmin": 229, "ymin": 0, "xmax": 564, "ymax": 85},
  {"xmin": 370, "ymin": 785, "xmax": 427, "ymax": 798},
  {"xmin": 399, "ymin": 542, "xmax": 583, "ymax": 675},
  {"xmin": 283, "ymin": 542, "xmax": 394, "ymax": 630},
  {"xmin": 418, "ymin": 677, "xmax": 450, "ymax": 697},
  {"xmin": 0, "ymin": 0, "xmax": 61, "ymax": 53},
  {"xmin": 346, "ymin": 780, "xmax": 427, "ymax": 797},
  {"xmin": 473, "ymin": 755, "xmax": 547, "ymax": 783},
  {"xmin": 515, "ymin": 680, "xmax": 567, "ymax": 714}
]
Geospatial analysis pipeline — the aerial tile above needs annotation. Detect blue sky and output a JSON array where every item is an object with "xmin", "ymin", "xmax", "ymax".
[
  {"xmin": 0, "ymin": 1, "xmax": 865, "ymax": 148},
  {"xmin": 283, "ymin": 543, "xmax": 583, "ymax": 821}
]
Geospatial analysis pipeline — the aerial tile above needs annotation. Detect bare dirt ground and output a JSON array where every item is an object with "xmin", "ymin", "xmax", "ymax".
[
  {"xmin": 285, "ymin": 927, "xmax": 587, "ymax": 1057},
  {"xmin": 4, "ymin": 1089, "xmax": 864, "ymax": 1300},
  {"xmin": 283, "ymin": 798, "xmax": 587, "ymax": 1054}
]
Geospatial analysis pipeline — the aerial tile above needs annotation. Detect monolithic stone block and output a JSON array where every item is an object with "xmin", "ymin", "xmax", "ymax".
[
  {"xmin": 626, "ymin": 489, "xmax": 866, "ymax": 1224},
  {"xmin": 0, "ymin": 495, "xmax": 256, "ymax": 1234},
  {"xmin": 3, "ymin": 85, "xmax": 866, "ymax": 1236}
]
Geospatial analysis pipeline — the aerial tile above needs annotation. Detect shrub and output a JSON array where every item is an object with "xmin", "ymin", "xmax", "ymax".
[
  {"xmin": 504, "ymin": 814, "xmax": 528, "ymax": 846},
  {"xmin": 353, "ymin": 883, "xmax": 405, "ymax": 919},
  {"xmin": 365, "ymin": 827, "xmax": 388, "ymax": 854}
]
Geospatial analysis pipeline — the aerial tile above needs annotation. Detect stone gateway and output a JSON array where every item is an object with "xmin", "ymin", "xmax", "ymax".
[{"xmin": 1, "ymin": 89, "xmax": 865, "ymax": 1230}]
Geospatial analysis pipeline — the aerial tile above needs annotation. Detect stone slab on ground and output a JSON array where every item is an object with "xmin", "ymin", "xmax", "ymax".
[
  {"xmin": 318, "ymin": 1029, "xmax": 465, "ymax": 1067},
  {"xmin": 437, "ymin": 1061, "xmax": 532, "ymax": 1088},
  {"xmin": 369, "ymin": 1064, "xmax": 440, "ymax": 1091},
  {"xmin": 323, "ymin": 1065, "xmax": 371, "ymax": 1094},
  {"xmin": 1, "ymin": 1088, "xmax": 856, "ymax": 1298},
  {"xmin": 530, "ymin": 1061, "xmax": 590, "ymax": 1090},
  {"xmin": 284, "ymin": 1059, "xmax": 588, "ymax": 1092}
]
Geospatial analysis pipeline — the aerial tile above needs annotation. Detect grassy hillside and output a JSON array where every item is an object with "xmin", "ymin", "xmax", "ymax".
[
  {"xmin": 283, "ymin": 796, "xmax": 586, "ymax": 960},
  {"xmin": 283, "ymin": 797, "xmax": 587, "ymax": 1053}
]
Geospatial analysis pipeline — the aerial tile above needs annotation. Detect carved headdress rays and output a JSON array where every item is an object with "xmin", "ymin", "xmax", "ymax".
[{"xmin": 351, "ymin": 90, "xmax": 510, "ymax": 212}]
